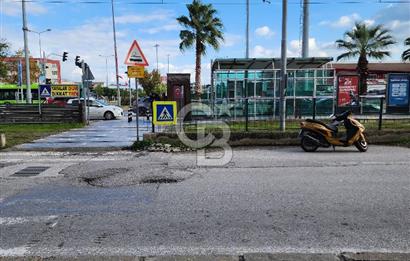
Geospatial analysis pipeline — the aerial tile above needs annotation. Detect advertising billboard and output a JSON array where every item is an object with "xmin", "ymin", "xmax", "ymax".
[
  {"xmin": 337, "ymin": 75, "xmax": 359, "ymax": 107},
  {"xmin": 51, "ymin": 85, "xmax": 79, "ymax": 97},
  {"xmin": 387, "ymin": 74, "xmax": 409, "ymax": 107}
]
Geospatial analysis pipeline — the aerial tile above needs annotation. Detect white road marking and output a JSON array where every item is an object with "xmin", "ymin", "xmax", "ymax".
[
  {"xmin": 0, "ymin": 215, "xmax": 58, "ymax": 225},
  {"xmin": 0, "ymin": 247, "xmax": 29, "ymax": 256}
]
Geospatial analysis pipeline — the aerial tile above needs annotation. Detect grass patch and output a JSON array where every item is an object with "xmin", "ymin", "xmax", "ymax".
[
  {"xmin": 131, "ymin": 140, "xmax": 153, "ymax": 151},
  {"xmin": 0, "ymin": 123, "xmax": 84, "ymax": 149},
  {"xmin": 182, "ymin": 119, "xmax": 410, "ymax": 133}
]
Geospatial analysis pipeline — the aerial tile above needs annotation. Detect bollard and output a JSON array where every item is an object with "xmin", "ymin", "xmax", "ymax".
[
  {"xmin": 128, "ymin": 108, "xmax": 133, "ymax": 123},
  {"xmin": 0, "ymin": 133, "xmax": 6, "ymax": 148}
]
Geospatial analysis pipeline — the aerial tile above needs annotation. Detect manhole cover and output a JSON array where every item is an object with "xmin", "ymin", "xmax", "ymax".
[
  {"xmin": 12, "ymin": 166, "xmax": 50, "ymax": 177},
  {"xmin": 140, "ymin": 177, "xmax": 180, "ymax": 184}
]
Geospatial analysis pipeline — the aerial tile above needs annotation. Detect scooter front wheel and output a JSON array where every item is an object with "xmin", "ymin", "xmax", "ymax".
[
  {"xmin": 301, "ymin": 135, "xmax": 319, "ymax": 152},
  {"xmin": 354, "ymin": 135, "xmax": 368, "ymax": 152}
]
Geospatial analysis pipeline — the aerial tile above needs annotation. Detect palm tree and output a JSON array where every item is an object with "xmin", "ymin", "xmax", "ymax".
[
  {"xmin": 177, "ymin": 0, "xmax": 224, "ymax": 96},
  {"xmin": 336, "ymin": 22, "xmax": 395, "ymax": 94},
  {"xmin": 402, "ymin": 37, "xmax": 410, "ymax": 61}
]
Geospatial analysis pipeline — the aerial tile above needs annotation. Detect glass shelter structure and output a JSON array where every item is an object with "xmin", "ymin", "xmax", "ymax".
[{"xmin": 210, "ymin": 58, "xmax": 336, "ymax": 118}]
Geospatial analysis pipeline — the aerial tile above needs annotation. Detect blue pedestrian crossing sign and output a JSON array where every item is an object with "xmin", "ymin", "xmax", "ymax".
[
  {"xmin": 39, "ymin": 85, "xmax": 51, "ymax": 98},
  {"xmin": 153, "ymin": 101, "xmax": 177, "ymax": 125}
]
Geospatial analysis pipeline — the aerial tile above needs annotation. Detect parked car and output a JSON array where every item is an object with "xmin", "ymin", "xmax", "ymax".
[
  {"xmin": 132, "ymin": 97, "xmax": 151, "ymax": 116},
  {"xmin": 45, "ymin": 97, "xmax": 71, "ymax": 107},
  {"xmin": 67, "ymin": 98, "xmax": 124, "ymax": 120}
]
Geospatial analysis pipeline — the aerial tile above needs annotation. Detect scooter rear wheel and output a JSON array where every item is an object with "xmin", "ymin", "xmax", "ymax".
[
  {"xmin": 354, "ymin": 136, "xmax": 368, "ymax": 152},
  {"xmin": 301, "ymin": 135, "xmax": 319, "ymax": 152}
]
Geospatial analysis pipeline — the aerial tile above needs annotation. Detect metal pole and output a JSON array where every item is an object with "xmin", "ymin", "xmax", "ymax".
[
  {"xmin": 105, "ymin": 57, "xmax": 109, "ymax": 88},
  {"xmin": 154, "ymin": 44, "xmax": 159, "ymax": 72},
  {"xmin": 279, "ymin": 0, "xmax": 288, "ymax": 131},
  {"xmin": 38, "ymin": 33, "xmax": 43, "ymax": 82},
  {"xmin": 167, "ymin": 54, "xmax": 170, "ymax": 74},
  {"xmin": 135, "ymin": 78, "xmax": 139, "ymax": 141},
  {"xmin": 111, "ymin": 0, "xmax": 121, "ymax": 106},
  {"xmin": 37, "ymin": 84, "xmax": 41, "ymax": 115},
  {"xmin": 22, "ymin": 0, "xmax": 31, "ymax": 104},
  {"xmin": 378, "ymin": 97, "xmax": 383, "ymax": 131},
  {"xmin": 246, "ymin": 0, "xmax": 250, "ymax": 58},
  {"xmin": 302, "ymin": 0, "xmax": 309, "ymax": 58},
  {"xmin": 81, "ymin": 61, "xmax": 88, "ymax": 125},
  {"xmin": 129, "ymin": 77, "xmax": 132, "ymax": 107}
]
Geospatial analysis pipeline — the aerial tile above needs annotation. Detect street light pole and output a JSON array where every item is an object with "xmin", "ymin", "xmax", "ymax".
[
  {"xmin": 167, "ymin": 54, "xmax": 170, "ymax": 74},
  {"xmin": 154, "ymin": 44, "xmax": 159, "ymax": 72},
  {"xmin": 99, "ymin": 54, "xmax": 114, "ymax": 88},
  {"xmin": 246, "ymin": 0, "xmax": 249, "ymax": 58},
  {"xmin": 28, "ymin": 29, "xmax": 51, "ymax": 83},
  {"xmin": 110, "ymin": 0, "xmax": 121, "ymax": 106},
  {"xmin": 302, "ymin": 0, "xmax": 309, "ymax": 58},
  {"xmin": 279, "ymin": 0, "xmax": 288, "ymax": 131},
  {"xmin": 21, "ymin": 0, "xmax": 31, "ymax": 103}
]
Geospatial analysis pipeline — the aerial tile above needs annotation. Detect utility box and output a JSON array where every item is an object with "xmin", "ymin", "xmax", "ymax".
[{"xmin": 167, "ymin": 73, "xmax": 191, "ymax": 112}]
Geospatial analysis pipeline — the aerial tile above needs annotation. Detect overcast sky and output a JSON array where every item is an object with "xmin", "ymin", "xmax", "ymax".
[{"xmin": 1, "ymin": 0, "xmax": 409, "ymax": 85}]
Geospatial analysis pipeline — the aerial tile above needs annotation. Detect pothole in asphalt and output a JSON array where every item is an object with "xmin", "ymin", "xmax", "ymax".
[
  {"xmin": 76, "ymin": 168, "xmax": 131, "ymax": 187},
  {"xmin": 140, "ymin": 177, "xmax": 180, "ymax": 184}
]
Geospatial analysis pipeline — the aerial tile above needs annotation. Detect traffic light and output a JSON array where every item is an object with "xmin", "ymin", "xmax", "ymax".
[
  {"xmin": 62, "ymin": 52, "xmax": 68, "ymax": 62},
  {"xmin": 45, "ymin": 78, "xmax": 51, "ymax": 84},
  {"xmin": 75, "ymin": 56, "xmax": 81, "ymax": 68}
]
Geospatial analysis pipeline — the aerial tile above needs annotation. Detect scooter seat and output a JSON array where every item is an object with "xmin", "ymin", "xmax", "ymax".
[{"xmin": 306, "ymin": 119, "xmax": 338, "ymax": 132}]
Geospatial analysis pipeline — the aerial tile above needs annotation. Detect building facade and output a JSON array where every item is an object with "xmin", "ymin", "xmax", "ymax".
[{"xmin": 1, "ymin": 57, "xmax": 61, "ymax": 84}]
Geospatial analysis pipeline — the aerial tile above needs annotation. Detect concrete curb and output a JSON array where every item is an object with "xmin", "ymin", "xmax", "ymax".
[{"xmin": 1, "ymin": 253, "xmax": 409, "ymax": 261}]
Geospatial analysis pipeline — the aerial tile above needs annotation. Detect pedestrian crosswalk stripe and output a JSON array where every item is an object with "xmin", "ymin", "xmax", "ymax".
[{"xmin": 158, "ymin": 107, "xmax": 173, "ymax": 121}]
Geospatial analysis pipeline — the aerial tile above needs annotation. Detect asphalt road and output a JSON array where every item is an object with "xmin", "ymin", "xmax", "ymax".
[{"xmin": 0, "ymin": 146, "xmax": 409, "ymax": 258}]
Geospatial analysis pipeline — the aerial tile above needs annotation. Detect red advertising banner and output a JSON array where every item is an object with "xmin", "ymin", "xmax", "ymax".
[{"xmin": 337, "ymin": 75, "xmax": 359, "ymax": 107}]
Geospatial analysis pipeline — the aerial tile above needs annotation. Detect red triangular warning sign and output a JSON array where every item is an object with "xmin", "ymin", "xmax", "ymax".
[{"xmin": 124, "ymin": 40, "xmax": 149, "ymax": 66}]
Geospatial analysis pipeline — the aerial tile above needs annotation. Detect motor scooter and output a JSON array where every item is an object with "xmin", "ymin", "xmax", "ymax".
[{"xmin": 299, "ymin": 111, "xmax": 368, "ymax": 152}]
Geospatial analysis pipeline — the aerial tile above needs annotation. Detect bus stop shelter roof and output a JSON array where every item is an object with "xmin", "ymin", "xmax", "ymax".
[{"xmin": 212, "ymin": 57, "xmax": 333, "ymax": 71}]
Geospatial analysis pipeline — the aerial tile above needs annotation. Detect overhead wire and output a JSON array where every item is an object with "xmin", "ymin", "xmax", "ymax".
[{"xmin": 3, "ymin": 0, "xmax": 410, "ymax": 4}]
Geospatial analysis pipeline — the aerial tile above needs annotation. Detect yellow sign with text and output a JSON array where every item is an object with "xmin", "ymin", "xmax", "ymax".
[
  {"xmin": 127, "ymin": 66, "xmax": 145, "ymax": 78},
  {"xmin": 51, "ymin": 85, "xmax": 79, "ymax": 97}
]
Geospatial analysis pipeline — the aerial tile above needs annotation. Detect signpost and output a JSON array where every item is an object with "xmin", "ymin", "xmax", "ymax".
[
  {"xmin": 153, "ymin": 101, "xmax": 177, "ymax": 126},
  {"xmin": 39, "ymin": 85, "xmax": 51, "ymax": 98},
  {"xmin": 125, "ymin": 40, "xmax": 149, "ymax": 141}
]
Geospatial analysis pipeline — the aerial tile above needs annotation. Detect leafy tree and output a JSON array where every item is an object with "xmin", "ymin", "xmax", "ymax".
[
  {"xmin": 138, "ymin": 69, "xmax": 162, "ymax": 96},
  {"xmin": 154, "ymin": 83, "xmax": 167, "ymax": 96},
  {"xmin": 177, "ymin": 0, "xmax": 224, "ymax": 97},
  {"xmin": 402, "ymin": 37, "xmax": 410, "ymax": 61},
  {"xmin": 0, "ymin": 39, "xmax": 10, "ymax": 80},
  {"xmin": 2, "ymin": 49, "xmax": 40, "ymax": 84},
  {"xmin": 336, "ymin": 22, "xmax": 395, "ymax": 94}
]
